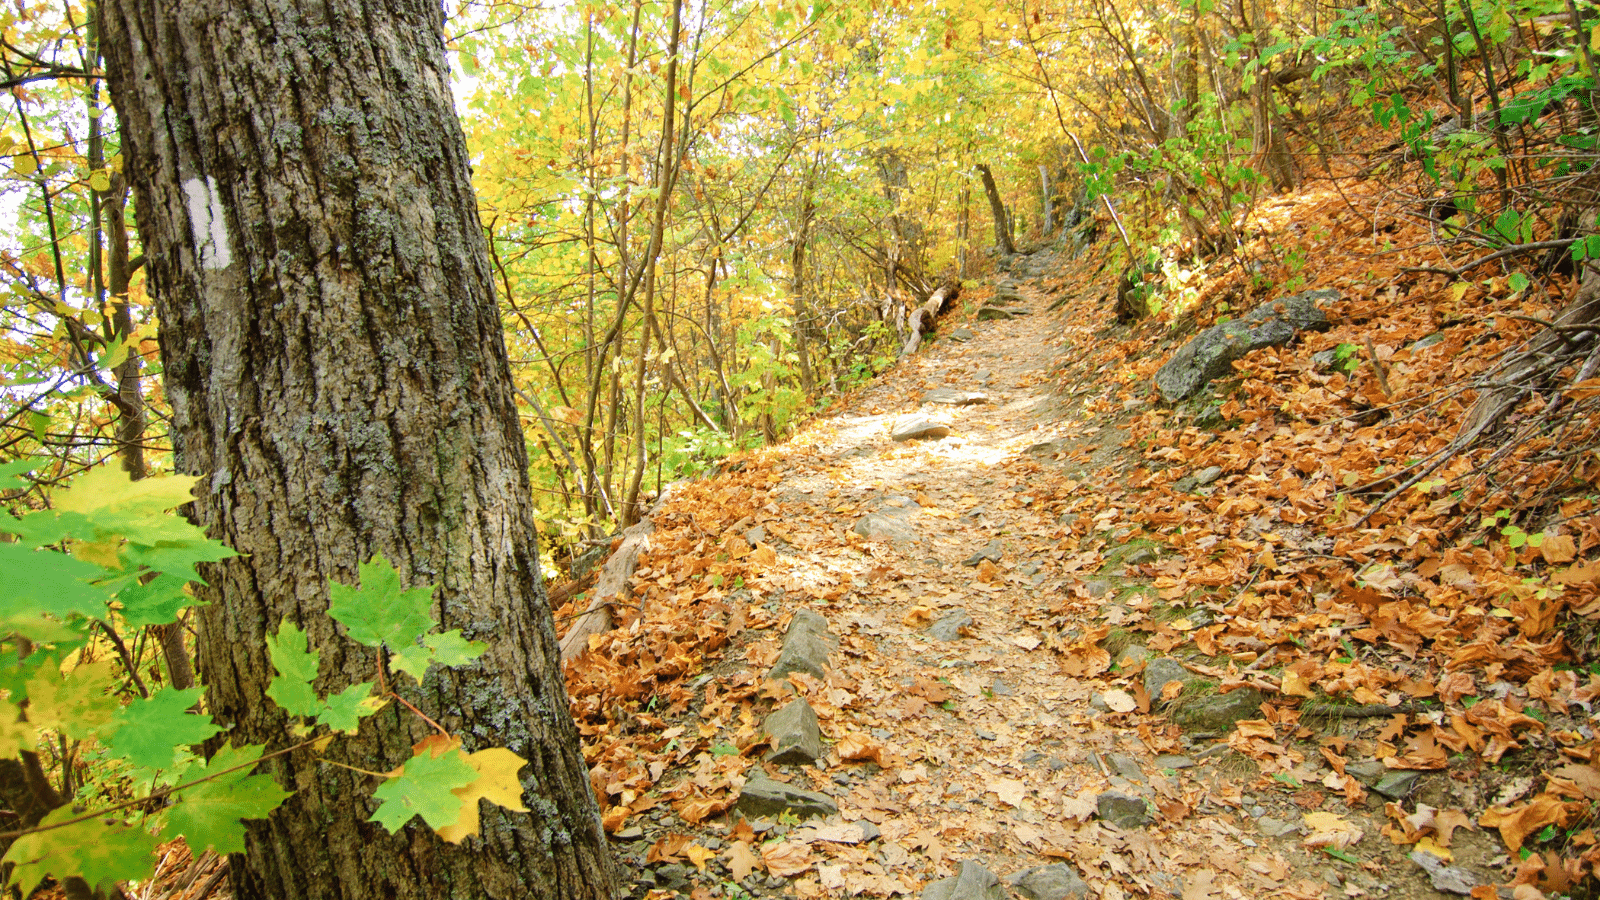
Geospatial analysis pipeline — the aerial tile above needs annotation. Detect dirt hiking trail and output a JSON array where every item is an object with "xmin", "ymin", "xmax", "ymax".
[{"xmin": 566, "ymin": 248, "xmax": 1508, "ymax": 900}]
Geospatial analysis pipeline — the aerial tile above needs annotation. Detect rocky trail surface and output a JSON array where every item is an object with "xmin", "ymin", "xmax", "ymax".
[{"xmin": 561, "ymin": 241, "xmax": 1585, "ymax": 900}]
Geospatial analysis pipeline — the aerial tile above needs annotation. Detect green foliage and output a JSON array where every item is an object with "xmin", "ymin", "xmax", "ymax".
[
  {"xmin": 369, "ymin": 747, "xmax": 480, "ymax": 831},
  {"xmin": 0, "ymin": 462, "xmax": 518, "ymax": 893}
]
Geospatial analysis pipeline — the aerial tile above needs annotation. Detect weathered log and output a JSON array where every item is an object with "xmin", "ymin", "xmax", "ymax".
[
  {"xmin": 899, "ymin": 279, "xmax": 963, "ymax": 358},
  {"xmin": 559, "ymin": 484, "xmax": 679, "ymax": 661}
]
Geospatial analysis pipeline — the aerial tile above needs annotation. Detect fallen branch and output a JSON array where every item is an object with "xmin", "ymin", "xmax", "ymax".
[
  {"xmin": 898, "ymin": 279, "xmax": 962, "ymax": 358},
  {"xmin": 558, "ymin": 484, "xmax": 679, "ymax": 662}
]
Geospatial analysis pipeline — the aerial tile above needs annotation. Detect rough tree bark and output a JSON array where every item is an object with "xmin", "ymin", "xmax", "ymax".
[
  {"xmin": 976, "ymin": 164, "xmax": 1016, "ymax": 256},
  {"xmin": 99, "ymin": 3, "xmax": 616, "ymax": 900}
]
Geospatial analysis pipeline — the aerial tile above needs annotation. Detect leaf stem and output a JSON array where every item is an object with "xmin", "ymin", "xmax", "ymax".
[
  {"xmin": 0, "ymin": 736, "xmax": 321, "ymax": 841},
  {"xmin": 389, "ymin": 693, "xmax": 449, "ymax": 736}
]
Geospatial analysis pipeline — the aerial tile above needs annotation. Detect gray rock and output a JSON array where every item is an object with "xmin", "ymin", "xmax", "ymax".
[
  {"xmin": 853, "ymin": 502, "xmax": 921, "ymax": 544},
  {"xmin": 1409, "ymin": 851, "xmax": 1479, "ymax": 895},
  {"xmin": 1143, "ymin": 657, "xmax": 1195, "ymax": 702},
  {"xmin": 1154, "ymin": 754, "xmax": 1195, "ymax": 770},
  {"xmin": 1153, "ymin": 289, "xmax": 1337, "ymax": 402},
  {"xmin": 962, "ymin": 539, "xmax": 1004, "ymax": 566},
  {"xmin": 1095, "ymin": 790, "xmax": 1154, "ymax": 828},
  {"xmin": 1411, "ymin": 332, "xmax": 1447, "ymax": 352},
  {"xmin": 769, "ymin": 611, "xmax": 833, "ymax": 682},
  {"xmin": 1345, "ymin": 760, "xmax": 1385, "ymax": 787},
  {"xmin": 1373, "ymin": 771, "xmax": 1421, "ymax": 800},
  {"xmin": 925, "ymin": 388, "xmax": 989, "ymax": 406},
  {"xmin": 922, "ymin": 861, "xmax": 1004, "ymax": 900},
  {"xmin": 1106, "ymin": 753, "xmax": 1145, "ymax": 783},
  {"xmin": 1083, "ymin": 578, "xmax": 1116, "ymax": 598},
  {"xmin": 929, "ymin": 609, "xmax": 974, "ymax": 641},
  {"xmin": 736, "ymin": 771, "xmax": 838, "ymax": 820},
  {"xmin": 1193, "ymin": 405, "xmax": 1226, "ymax": 430},
  {"xmin": 976, "ymin": 305, "xmax": 1026, "ymax": 321},
  {"xmin": 1115, "ymin": 645, "xmax": 1151, "ymax": 668},
  {"xmin": 788, "ymin": 609, "xmax": 830, "ymax": 636},
  {"xmin": 1256, "ymin": 816, "xmax": 1299, "ymax": 838},
  {"xmin": 949, "ymin": 327, "xmax": 975, "ymax": 342},
  {"xmin": 891, "ymin": 415, "xmax": 952, "ymax": 441},
  {"xmin": 1173, "ymin": 688, "xmax": 1267, "ymax": 732},
  {"xmin": 1310, "ymin": 348, "xmax": 1343, "ymax": 373},
  {"xmin": 764, "ymin": 699, "xmax": 824, "ymax": 765},
  {"xmin": 1193, "ymin": 466, "xmax": 1224, "ymax": 486},
  {"xmin": 655, "ymin": 864, "xmax": 690, "ymax": 890},
  {"xmin": 1006, "ymin": 865, "xmax": 1092, "ymax": 900},
  {"xmin": 1027, "ymin": 440, "xmax": 1067, "ymax": 456}
]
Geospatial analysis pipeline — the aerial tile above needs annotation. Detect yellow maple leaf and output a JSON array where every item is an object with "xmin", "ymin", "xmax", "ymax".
[
  {"xmin": 726, "ymin": 840, "xmax": 763, "ymax": 880},
  {"xmin": 435, "ymin": 747, "xmax": 530, "ymax": 844},
  {"xmin": 685, "ymin": 843, "xmax": 716, "ymax": 872}
]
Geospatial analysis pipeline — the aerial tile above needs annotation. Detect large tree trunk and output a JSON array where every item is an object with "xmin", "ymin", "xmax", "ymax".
[
  {"xmin": 976, "ymin": 163, "xmax": 1016, "ymax": 256},
  {"xmin": 99, "ymin": 3, "xmax": 616, "ymax": 900}
]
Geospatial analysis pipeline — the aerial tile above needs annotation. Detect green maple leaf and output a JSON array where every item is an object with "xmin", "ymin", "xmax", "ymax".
[
  {"xmin": 3, "ymin": 805, "xmax": 159, "ymax": 895},
  {"xmin": 424, "ymin": 630, "xmax": 487, "ymax": 667},
  {"xmin": 369, "ymin": 747, "xmax": 478, "ymax": 832},
  {"xmin": 389, "ymin": 643, "xmax": 435, "ymax": 682},
  {"xmin": 163, "ymin": 742, "xmax": 291, "ymax": 855},
  {"xmin": 389, "ymin": 629, "xmax": 485, "ymax": 682},
  {"xmin": 105, "ymin": 687, "xmax": 221, "ymax": 770},
  {"xmin": 0, "ymin": 458, "xmax": 36, "ymax": 490},
  {"xmin": 0, "ymin": 542, "xmax": 109, "ymax": 641},
  {"xmin": 265, "ymin": 621, "xmax": 322, "ymax": 717},
  {"xmin": 116, "ymin": 574, "xmax": 198, "ymax": 628},
  {"xmin": 0, "ymin": 509, "xmax": 97, "ymax": 548},
  {"xmin": 327, "ymin": 554, "xmax": 435, "ymax": 651},
  {"xmin": 26, "ymin": 659, "xmax": 119, "ymax": 741},
  {"xmin": 316, "ymin": 681, "xmax": 383, "ymax": 734},
  {"xmin": 0, "ymin": 698, "xmax": 33, "ymax": 758},
  {"xmin": 125, "ymin": 536, "xmax": 237, "ymax": 584}
]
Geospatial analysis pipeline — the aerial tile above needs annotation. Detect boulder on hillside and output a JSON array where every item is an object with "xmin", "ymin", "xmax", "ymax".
[
  {"xmin": 1154, "ymin": 289, "xmax": 1337, "ymax": 402},
  {"xmin": 922, "ymin": 861, "xmax": 1005, "ymax": 900}
]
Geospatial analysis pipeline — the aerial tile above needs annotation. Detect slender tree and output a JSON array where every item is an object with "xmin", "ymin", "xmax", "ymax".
[{"xmin": 98, "ymin": 2, "xmax": 616, "ymax": 898}]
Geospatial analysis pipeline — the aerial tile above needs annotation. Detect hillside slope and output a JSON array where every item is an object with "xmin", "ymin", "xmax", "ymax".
[{"xmin": 560, "ymin": 145, "xmax": 1600, "ymax": 900}]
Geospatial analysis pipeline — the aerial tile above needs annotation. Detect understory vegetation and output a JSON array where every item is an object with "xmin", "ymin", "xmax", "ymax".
[{"xmin": 5, "ymin": 0, "xmax": 1600, "ymax": 894}]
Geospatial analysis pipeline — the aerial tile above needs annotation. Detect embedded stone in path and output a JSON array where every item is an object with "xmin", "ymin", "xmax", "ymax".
[
  {"xmin": 928, "ymin": 608, "xmax": 974, "ymax": 641},
  {"xmin": 921, "ymin": 861, "xmax": 1004, "ymax": 900},
  {"xmin": 735, "ymin": 770, "xmax": 837, "ymax": 820},
  {"xmin": 924, "ymin": 388, "xmax": 989, "ymax": 406},
  {"xmin": 769, "ymin": 610, "xmax": 833, "ymax": 682},
  {"xmin": 764, "ymin": 699, "xmax": 823, "ymax": 765},
  {"xmin": 1172, "ymin": 687, "xmax": 1267, "ymax": 732},
  {"xmin": 1143, "ymin": 657, "xmax": 1196, "ymax": 702},
  {"xmin": 977, "ymin": 304, "xmax": 1027, "ymax": 321},
  {"xmin": 961, "ymin": 538, "xmax": 1003, "ymax": 566},
  {"xmin": 853, "ymin": 499, "xmax": 921, "ymax": 544},
  {"xmin": 1095, "ymin": 790, "xmax": 1154, "ymax": 829},
  {"xmin": 1006, "ymin": 865, "xmax": 1092, "ymax": 900},
  {"xmin": 892, "ymin": 415, "xmax": 952, "ymax": 441}
]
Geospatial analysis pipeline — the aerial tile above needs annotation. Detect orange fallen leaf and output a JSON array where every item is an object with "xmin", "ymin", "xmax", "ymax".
[
  {"xmin": 761, "ymin": 840, "xmax": 814, "ymax": 877},
  {"xmin": 726, "ymin": 840, "xmax": 763, "ymax": 880},
  {"xmin": 1481, "ymin": 794, "xmax": 1571, "ymax": 853}
]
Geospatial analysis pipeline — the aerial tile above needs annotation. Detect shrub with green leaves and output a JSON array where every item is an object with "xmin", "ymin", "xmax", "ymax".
[{"xmin": 0, "ymin": 460, "xmax": 525, "ymax": 894}]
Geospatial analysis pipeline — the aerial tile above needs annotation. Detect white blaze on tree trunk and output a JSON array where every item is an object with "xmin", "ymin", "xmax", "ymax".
[{"xmin": 182, "ymin": 176, "xmax": 231, "ymax": 270}]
